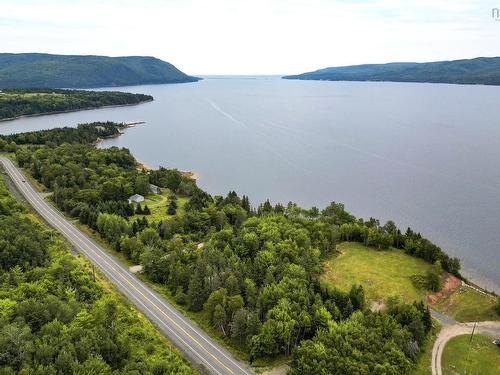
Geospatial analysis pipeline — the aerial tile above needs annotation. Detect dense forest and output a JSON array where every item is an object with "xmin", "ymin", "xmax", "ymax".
[
  {"xmin": 283, "ymin": 57, "xmax": 500, "ymax": 85},
  {"xmin": 0, "ymin": 174, "xmax": 196, "ymax": 374},
  {"xmin": 0, "ymin": 89, "xmax": 152, "ymax": 120},
  {"xmin": 0, "ymin": 53, "xmax": 199, "ymax": 88},
  {"xmin": 0, "ymin": 123, "xmax": 461, "ymax": 373}
]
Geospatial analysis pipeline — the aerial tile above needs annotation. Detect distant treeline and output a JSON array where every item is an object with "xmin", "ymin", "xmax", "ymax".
[
  {"xmin": 0, "ymin": 89, "xmax": 152, "ymax": 120},
  {"xmin": 0, "ymin": 123, "xmax": 460, "ymax": 373}
]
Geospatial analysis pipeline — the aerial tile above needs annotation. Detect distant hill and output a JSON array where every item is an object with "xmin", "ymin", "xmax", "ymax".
[
  {"xmin": 0, "ymin": 53, "xmax": 200, "ymax": 88},
  {"xmin": 283, "ymin": 57, "xmax": 500, "ymax": 85}
]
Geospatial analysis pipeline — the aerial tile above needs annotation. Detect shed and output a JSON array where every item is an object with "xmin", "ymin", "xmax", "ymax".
[
  {"xmin": 128, "ymin": 194, "xmax": 145, "ymax": 204},
  {"xmin": 149, "ymin": 184, "xmax": 161, "ymax": 194}
]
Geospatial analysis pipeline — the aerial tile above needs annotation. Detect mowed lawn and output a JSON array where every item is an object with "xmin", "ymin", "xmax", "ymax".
[
  {"xmin": 131, "ymin": 191, "xmax": 189, "ymax": 223},
  {"xmin": 321, "ymin": 242, "xmax": 432, "ymax": 303},
  {"xmin": 442, "ymin": 334, "xmax": 500, "ymax": 375},
  {"xmin": 431, "ymin": 286, "xmax": 499, "ymax": 322}
]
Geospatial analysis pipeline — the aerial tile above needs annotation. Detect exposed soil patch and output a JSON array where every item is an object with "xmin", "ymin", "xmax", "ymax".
[{"xmin": 427, "ymin": 273, "xmax": 462, "ymax": 304}]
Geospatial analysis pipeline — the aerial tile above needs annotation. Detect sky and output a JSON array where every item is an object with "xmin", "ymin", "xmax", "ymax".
[{"xmin": 1, "ymin": 0, "xmax": 499, "ymax": 75}]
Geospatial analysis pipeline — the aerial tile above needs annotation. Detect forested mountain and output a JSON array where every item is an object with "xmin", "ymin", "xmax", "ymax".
[
  {"xmin": 0, "ymin": 171, "xmax": 196, "ymax": 374},
  {"xmin": 283, "ymin": 57, "xmax": 500, "ymax": 85},
  {"xmin": 0, "ymin": 89, "xmax": 152, "ymax": 120},
  {"xmin": 0, "ymin": 123, "xmax": 460, "ymax": 373},
  {"xmin": 0, "ymin": 53, "xmax": 199, "ymax": 88}
]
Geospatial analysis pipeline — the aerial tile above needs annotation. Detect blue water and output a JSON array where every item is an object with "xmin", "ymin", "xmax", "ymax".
[{"xmin": 1, "ymin": 77, "xmax": 499, "ymax": 292}]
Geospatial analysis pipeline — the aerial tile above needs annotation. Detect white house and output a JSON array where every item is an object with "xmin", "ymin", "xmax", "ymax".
[{"xmin": 128, "ymin": 194, "xmax": 145, "ymax": 204}]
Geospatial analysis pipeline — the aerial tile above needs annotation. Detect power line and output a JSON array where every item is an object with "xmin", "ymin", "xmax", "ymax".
[{"xmin": 464, "ymin": 322, "xmax": 476, "ymax": 375}]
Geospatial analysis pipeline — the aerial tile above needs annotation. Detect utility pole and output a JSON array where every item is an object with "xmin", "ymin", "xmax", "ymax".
[{"xmin": 464, "ymin": 322, "xmax": 476, "ymax": 374}]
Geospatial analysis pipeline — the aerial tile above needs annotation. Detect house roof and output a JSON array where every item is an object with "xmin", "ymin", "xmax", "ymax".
[{"xmin": 129, "ymin": 194, "xmax": 144, "ymax": 200}]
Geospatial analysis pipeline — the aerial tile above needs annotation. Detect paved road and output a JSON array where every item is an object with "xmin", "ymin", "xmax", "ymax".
[
  {"xmin": 430, "ymin": 308, "xmax": 458, "ymax": 326},
  {"xmin": 431, "ymin": 319, "xmax": 500, "ymax": 375},
  {"xmin": 0, "ymin": 156, "xmax": 253, "ymax": 375}
]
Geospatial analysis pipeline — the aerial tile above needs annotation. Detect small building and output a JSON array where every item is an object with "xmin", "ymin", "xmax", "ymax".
[
  {"xmin": 128, "ymin": 194, "xmax": 144, "ymax": 204},
  {"xmin": 149, "ymin": 184, "xmax": 161, "ymax": 195}
]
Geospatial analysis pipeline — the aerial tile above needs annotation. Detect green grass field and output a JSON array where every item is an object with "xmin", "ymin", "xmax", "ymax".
[
  {"xmin": 431, "ymin": 286, "xmax": 499, "ymax": 322},
  {"xmin": 131, "ymin": 191, "xmax": 188, "ymax": 223},
  {"xmin": 442, "ymin": 334, "xmax": 500, "ymax": 375},
  {"xmin": 321, "ymin": 242, "xmax": 432, "ymax": 303}
]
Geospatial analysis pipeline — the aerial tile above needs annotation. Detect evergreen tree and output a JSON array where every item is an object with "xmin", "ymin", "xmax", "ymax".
[
  {"xmin": 135, "ymin": 204, "xmax": 143, "ymax": 215},
  {"xmin": 187, "ymin": 269, "xmax": 206, "ymax": 312},
  {"xmin": 241, "ymin": 195, "xmax": 251, "ymax": 213},
  {"xmin": 167, "ymin": 200, "xmax": 177, "ymax": 215}
]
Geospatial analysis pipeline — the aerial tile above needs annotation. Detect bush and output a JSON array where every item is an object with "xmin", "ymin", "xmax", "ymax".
[
  {"xmin": 175, "ymin": 287, "xmax": 188, "ymax": 305},
  {"xmin": 426, "ymin": 268, "xmax": 441, "ymax": 292},
  {"xmin": 426, "ymin": 261, "xmax": 442, "ymax": 292}
]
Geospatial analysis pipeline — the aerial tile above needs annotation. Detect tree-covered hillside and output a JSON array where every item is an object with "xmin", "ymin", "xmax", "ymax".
[
  {"xmin": 0, "ymin": 173, "xmax": 196, "ymax": 374},
  {"xmin": 0, "ymin": 53, "xmax": 200, "ymax": 88},
  {"xmin": 0, "ymin": 89, "xmax": 152, "ymax": 120},
  {"xmin": 283, "ymin": 57, "xmax": 500, "ymax": 85}
]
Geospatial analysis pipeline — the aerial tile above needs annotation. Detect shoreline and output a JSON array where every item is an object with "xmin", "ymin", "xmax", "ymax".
[
  {"xmin": 95, "ymin": 123, "xmax": 199, "ymax": 181},
  {"xmin": 95, "ymin": 121, "xmax": 146, "ymax": 145},
  {"xmin": 135, "ymin": 159, "xmax": 199, "ymax": 182},
  {"xmin": 0, "ymin": 99, "xmax": 154, "ymax": 122},
  {"xmin": 97, "ymin": 129, "xmax": 199, "ymax": 181}
]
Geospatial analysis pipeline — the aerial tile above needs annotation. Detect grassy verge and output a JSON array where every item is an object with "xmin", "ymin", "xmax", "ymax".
[
  {"xmin": 0, "ymin": 151, "xmax": 16, "ymax": 158},
  {"xmin": 23, "ymin": 169, "xmax": 49, "ymax": 192},
  {"xmin": 412, "ymin": 321, "xmax": 441, "ymax": 375},
  {"xmin": 431, "ymin": 286, "xmax": 499, "ymax": 322},
  {"xmin": 321, "ymin": 242, "xmax": 432, "ymax": 303},
  {"xmin": 442, "ymin": 334, "xmax": 500, "ymax": 375}
]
